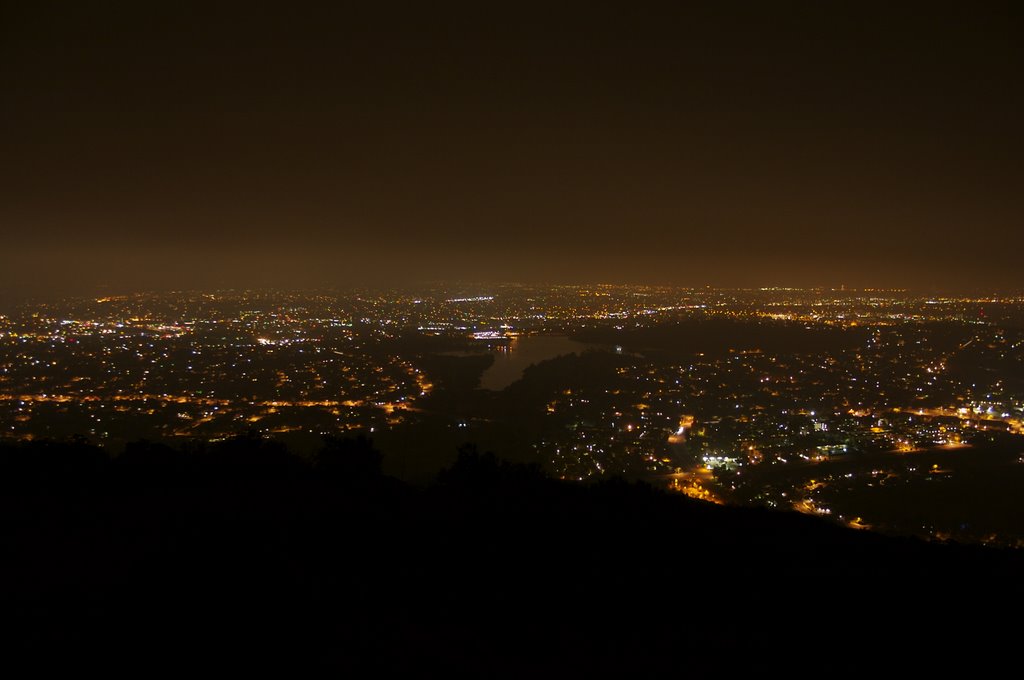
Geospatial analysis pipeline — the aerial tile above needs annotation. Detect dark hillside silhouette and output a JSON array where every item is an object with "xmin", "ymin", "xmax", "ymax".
[{"xmin": 0, "ymin": 435, "xmax": 1021, "ymax": 674}]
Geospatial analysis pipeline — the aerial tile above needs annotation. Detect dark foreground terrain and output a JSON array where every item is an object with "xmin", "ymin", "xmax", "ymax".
[{"xmin": 1, "ymin": 436, "xmax": 1021, "ymax": 674}]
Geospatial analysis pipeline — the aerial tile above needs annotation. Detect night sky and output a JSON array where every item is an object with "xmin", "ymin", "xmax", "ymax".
[{"xmin": 2, "ymin": 2, "xmax": 1021, "ymax": 298}]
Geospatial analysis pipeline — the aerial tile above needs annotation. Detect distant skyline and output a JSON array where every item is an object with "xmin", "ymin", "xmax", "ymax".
[
  {"xmin": 2, "ymin": 2, "xmax": 1021, "ymax": 298},
  {"xmin": 3, "ymin": 281, "xmax": 1019, "ymax": 313}
]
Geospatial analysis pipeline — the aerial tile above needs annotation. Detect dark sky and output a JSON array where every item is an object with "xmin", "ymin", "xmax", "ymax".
[{"xmin": 2, "ymin": 2, "xmax": 1021, "ymax": 298}]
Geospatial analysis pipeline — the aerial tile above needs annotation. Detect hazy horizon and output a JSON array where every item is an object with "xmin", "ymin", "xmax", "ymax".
[{"xmin": 3, "ymin": 3, "xmax": 1021, "ymax": 299}]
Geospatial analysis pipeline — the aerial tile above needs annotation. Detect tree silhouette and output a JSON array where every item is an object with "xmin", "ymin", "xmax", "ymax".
[
  {"xmin": 315, "ymin": 434, "xmax": 383, "ymax": 483},
  {"xmin": 0, "ymin": 435, "xmax": 108, "ymax": 491}
]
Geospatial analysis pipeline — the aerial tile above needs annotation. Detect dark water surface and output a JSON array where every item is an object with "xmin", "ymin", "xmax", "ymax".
[{"xmin": 479, "ymin": 335, "xmax": 592, "ymax": 390}]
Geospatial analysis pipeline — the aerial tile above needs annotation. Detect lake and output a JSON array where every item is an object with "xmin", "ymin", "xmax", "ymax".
[{"xmin": 479, "ymin": 335, "xmax": 592, "ymax": 391}]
